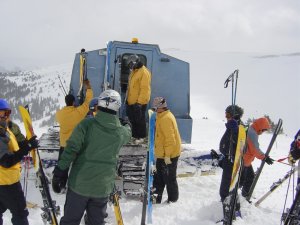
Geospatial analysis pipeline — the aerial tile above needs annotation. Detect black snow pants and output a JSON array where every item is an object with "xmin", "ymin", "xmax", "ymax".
[
  {"xmin": 60, "ymin": 188, "xmax": 108, "ymax": 225},
  {"xmin": 240, "ymin": 165, "xmax": 255, "ymax": 197},
  {"xmin": 153, "ymin": 157, "xmax": 179, "ymax": 203},
  {"xmin": 126, "ymin": 104, "xmax": 147, "ymax": 139},
  {"xmin": 219, "ymin": 157, "xmax": 234, "ymax": 202},
  {"xmin": 0, "ymin": 182, "xmax": 29, "ymax": 225}
]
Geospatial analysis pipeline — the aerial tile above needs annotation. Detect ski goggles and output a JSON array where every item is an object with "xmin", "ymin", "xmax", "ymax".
[{"xmin": 0, "ymin": 110, "xmax": 11, "ymax": 119}]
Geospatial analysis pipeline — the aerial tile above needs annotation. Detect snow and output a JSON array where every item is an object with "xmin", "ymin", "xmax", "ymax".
[{"xmin": 3, "ymin": 97, "xmax": 296, "ymax": 225}]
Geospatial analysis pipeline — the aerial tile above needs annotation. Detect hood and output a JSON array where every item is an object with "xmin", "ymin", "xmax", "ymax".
[{"xmin": 252, "ymin": 117, "xmax": 271, "ymax": 133}]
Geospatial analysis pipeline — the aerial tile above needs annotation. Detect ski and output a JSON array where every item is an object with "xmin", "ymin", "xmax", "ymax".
[
  {"xmin": 246, "ymin": 118, "xmax": 283, "ymax": 202},
  {"xmin": 255, "ymin": 168, "xmax": 296, "ymax": 207},
  {"xmin": 282, "ymin": 187, "xmax": 300, "ymax": 225},
  {"xmin": 78, "ymin": 48, "xmax": 88, "ymax": 104},
  {"xmin": 141, "ymin": 110, "xmax": 156, "ymax": 225},
  {"xmin": 223, "ymin": 124, "xmax": 247, "ymax": 225},
  {"xmin": 104, "ymin": 41, "xmax": 112, "ymax": 90},
  {"xmin": 19, "ymin": 106, "xmax": 59, "ymax": 225},
  {"xmin": 110, "ymin": 187, "xmax": 124, "ymax": 225}
]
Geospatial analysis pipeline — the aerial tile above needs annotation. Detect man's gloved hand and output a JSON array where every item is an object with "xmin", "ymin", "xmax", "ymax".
[
  {"xmin": 17, "ymin": 136, "xmax": 39, "ymax": 157},
  {"xmin": 83, "ymin": 79, "xmax": 92, "ymax": 89},
  {"xmin": 52, "ymin": 166, "xmax": 69, "ymax": 194},
  {"xmin": 210, "ymin": 149, "xmax": 220, "ymax": 160},
  {"xmin": 28, "ymin": 136, "xmax": 39, "ymax": 150},
  {"xmin": 264, "ymin": 156, "xmax": 274, "ymax": 165},
  {"xmin": 133, "ymin": 103, "xmax": 141, "ymax": 111},
  {"xmin": 288, "ymin": 153, "xmax": 296, "ymax": 165},
  {"xmin": 164, "ymin": 157, "xmax": 172, "ymax": 165},
  {"xmin": 119, "ymin": 117, "xmax": 132, "ymax": 129}
]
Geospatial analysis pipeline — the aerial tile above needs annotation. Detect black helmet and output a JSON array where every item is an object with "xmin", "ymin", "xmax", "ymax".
[
  {"xmin": 127, "ymin": 54, "xmax": 140, "ymax": 69},
  {"xmin": 225, "ymin": 105, "xmax": 244, "ymax": 118}
]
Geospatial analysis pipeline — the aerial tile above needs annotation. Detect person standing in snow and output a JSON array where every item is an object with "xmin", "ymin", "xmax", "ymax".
[
  {"xmin": 219, "ymin": 105, "xmax": 244, "ymax": 215},
  {"xmin": 239, "ymin": 117, "xmax": 274, "ymax": 198},
  {"xmin": 55, "ymin": 79, "xmax": 93, "ymax": 160},
  {"xmin": 52, "ymin": 90, "xmax": 131, "ymax": 225},
  {"xmin": 152, "ymin": 97, "xmax": 181, "ymax": 203},
  {"xmin": 125, "ymin": 54, "xmax": 151, "ymax": 144},
  {"xmin": 0, "ymin": 99, "xmax": 38, "ymax": 225},
  {"xmin": 287, "ymin": 129, "xmax": 300, "ymax": 183},
  {"xmin": 86, "ymin": 97, "xmax": 98, "ymax": 118}
]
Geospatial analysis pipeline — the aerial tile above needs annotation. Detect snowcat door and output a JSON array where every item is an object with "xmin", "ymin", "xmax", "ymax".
[{"xmin": 112, "ymin": 49, "xmax": 153, "ymax": 118}]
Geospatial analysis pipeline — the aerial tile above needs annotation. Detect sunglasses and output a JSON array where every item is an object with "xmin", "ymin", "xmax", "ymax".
[
  {"xmin": 0, "ymin": 110, "xmax": 11, "ymax": 119},
  {"xmin": 261, "ymin": 129, "xmax": 268, "ymax": 132}
]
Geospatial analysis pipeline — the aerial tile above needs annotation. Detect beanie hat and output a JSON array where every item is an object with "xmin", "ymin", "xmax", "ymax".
[
  {"xmin": 225, "ymin": 105, "xmax": 244, "ymax": 118},
  {"xmin": 152, "ymin": 97, "xmax": 167, "ymax": 110}
]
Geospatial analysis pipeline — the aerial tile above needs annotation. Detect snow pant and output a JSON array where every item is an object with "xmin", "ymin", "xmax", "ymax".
[
  {"xmin": 0, "ymin": 182, "xmax": 29, "ymax": 225},
  {"xmin": 60, "ymin": 188, "xmax": 108, "ymax": 225},
  {"xmin": 58, "ymin": 147, "xmax": 65, "ymax": 160},
  {"xmin": 240, "ymin": 165, "xmax": 255, "ymax": 197},
  {"xmin": 153, "ymin": 157, "xmax": 179, "ymax": 203},
  {"xmin": 126, "ymin": 104, "xmax": 147, "ymax": 139},
  {"xmin": 219, "ymin": 157, "xmax": 233, "ymax": 202}
]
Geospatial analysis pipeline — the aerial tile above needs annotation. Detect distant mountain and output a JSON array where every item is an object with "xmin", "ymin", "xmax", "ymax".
[{"xmin": 0, "ymin": 64, "xmax": 72, "ymax": 127}]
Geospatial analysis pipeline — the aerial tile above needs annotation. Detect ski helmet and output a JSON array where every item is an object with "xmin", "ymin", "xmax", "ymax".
[
  {"xmin": 152, "ymin": 97, "xmax": 167, "ymax": 111},
  {"xmin": 98, "ymin": 90, "xmax": 121, "ymax": 112},
  {"xmin": 127, "ymin": 54, "xmax": 140, "ymax": 69},
  {"xmin": 0, "ymin": 99, "xmax": 11, "ymax": 111},
  {"xmin": 225, "ymin": 105, "xmax": 244, "ymax": 118}
]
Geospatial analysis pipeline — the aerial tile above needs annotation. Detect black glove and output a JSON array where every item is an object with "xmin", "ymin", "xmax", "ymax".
[
  {"xmin": 17, "ymin": 136, "xmax": 39, "ymax": 157},
  {"xmin": 52, "ymin": 166, "xmax": 69, "ymax": 193},
  {"xmin": 210, "ymin": 149, "xmax": 220, "ymax": 160},
  {"xmin": 28, "ymin": 136, "xmax": 39, "ymax": 149},
  {"xmin": 264, "ymin": 156, "xmax": 274, "ymax": 165},
  {"xmin": 119, "ymin": 117, "xmax": 132, "ymax": 129}
]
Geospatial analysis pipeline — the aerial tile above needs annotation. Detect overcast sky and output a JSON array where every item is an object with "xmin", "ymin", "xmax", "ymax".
[
  {"xmin": 0, "ymin": 0, "xmax": 299, "ymax": 69},
  {"xmin": 0, "ymin": 0, "xmax": 299, "ymax": 135}
]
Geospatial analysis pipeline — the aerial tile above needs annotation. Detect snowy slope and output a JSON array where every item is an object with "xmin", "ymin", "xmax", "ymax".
[{"xmin": 3, "ymin": 97, "xmax": 295, "ymax": 225}]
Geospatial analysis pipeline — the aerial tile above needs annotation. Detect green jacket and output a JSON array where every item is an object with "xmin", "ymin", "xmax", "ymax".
[{"xmin": 58, "ymin": 111, "xmax": 131, "ymax": 198}]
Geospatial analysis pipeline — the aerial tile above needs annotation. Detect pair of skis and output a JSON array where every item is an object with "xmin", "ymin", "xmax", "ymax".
[
  {"xmin": 19, "ymin": 106, "xmax": 59, "ymax": 225},
  {"xmin": 141, "ymin": 110, "xmax": 156, "ymax": 225}
]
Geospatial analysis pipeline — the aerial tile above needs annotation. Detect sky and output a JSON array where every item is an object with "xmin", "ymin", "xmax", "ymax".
[
  {"xmin": 0, "ymin": 0, "xmax": 299, "ymax": 135},
  {"xmin": 0, "ymin": 0, "xmax": 299, "ymax": 69}
]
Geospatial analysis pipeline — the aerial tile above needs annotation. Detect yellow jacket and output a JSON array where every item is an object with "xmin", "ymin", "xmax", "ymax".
[
  {"xmin": 0, "ymin": 129, "xmax": 21, "ymax": 185},
  {"xmin": 56, "ymin": 89, "xmax": 93, "ymax": 147},
  {"xmin": 127, "ymin": 66, "xmax": 151, "ymax": 105},
  {"xmin": 154, "ymin": 110, "xmax": 181, "ymax": 159}
]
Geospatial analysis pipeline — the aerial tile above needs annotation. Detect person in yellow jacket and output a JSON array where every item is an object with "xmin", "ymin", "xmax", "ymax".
[
  {"xmin": 126, "ymin": 55, "xmax": 151, "ymax": 144},
  {"xmin": 0, "ymin": 99, "xmax": 38, "ymax": 225},
  {"xmin": 152, "ymin": 97, "xmax": 181, "ymax": 204},
  {"xmin": 55, "ymin": 79, "xmax": 93, "ymax": 159}
]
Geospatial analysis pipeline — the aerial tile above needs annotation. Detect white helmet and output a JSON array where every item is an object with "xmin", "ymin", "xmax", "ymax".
[{"xmin": 98, "ymin": 90, "xmax": 121, "ymax": 112}]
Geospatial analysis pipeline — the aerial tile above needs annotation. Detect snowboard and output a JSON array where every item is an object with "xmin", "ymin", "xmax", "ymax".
[
  {"xmin": 223, "ymin": 124, "xmax": 246, "ymax": 225},
  {"xmin": 246, "ymin": 118, "xmax": 283, "ymax": 202},
  {"xmin": 19, "ymin": 106, "xmax": 59, "ymax": 225},
  {"xmin": 141, "ymin": 110, "xmax": 156, "ymax": 225}
]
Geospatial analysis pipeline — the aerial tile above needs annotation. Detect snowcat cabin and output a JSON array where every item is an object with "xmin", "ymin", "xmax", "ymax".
[{"xmin": 69, "ymin": 40, "xmax": 193, "ymax": 144}]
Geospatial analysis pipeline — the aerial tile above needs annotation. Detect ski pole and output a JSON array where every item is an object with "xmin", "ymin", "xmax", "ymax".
[
  {"xmin": 280, "ymin": 165, "xmax": 294, "ymax": 225},
  {"xmin": 275, "ymin": 161, "xmax": 291, "ymax": 166}
]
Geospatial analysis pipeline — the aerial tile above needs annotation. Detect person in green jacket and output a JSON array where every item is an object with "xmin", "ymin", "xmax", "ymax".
[{"xmin": 52, "ymin": 90, "xmax": 131, "ymax": 225}]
